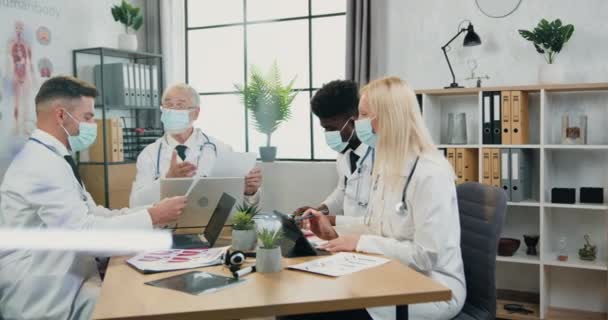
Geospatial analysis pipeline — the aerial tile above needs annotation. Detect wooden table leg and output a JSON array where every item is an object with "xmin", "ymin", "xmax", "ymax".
[{"xmin": 396, "ymin": 305, "xmax": 409, "ymax": 320}]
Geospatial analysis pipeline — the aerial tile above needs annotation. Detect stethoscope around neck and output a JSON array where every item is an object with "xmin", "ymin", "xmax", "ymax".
[
  {"xmin": 365, "ymin": 156, "xmax": 420, "ymax": 226},
  {"xmin": 347, "ymin": 147, "xmax": 375, "ymax": 208},
  {"xmin": 154, "ymin": 130, "xmax": 217, "ymax": 179}
]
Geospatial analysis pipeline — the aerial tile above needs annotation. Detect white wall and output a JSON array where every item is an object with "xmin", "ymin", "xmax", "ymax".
[
  {"xmin": 0, "ymin": 0, "xmax": 145, "ymax": 182},
  {"xmin": 258, "ymin": 161, "xmax": 338, "ymax": 214},
  {"xmin": 373, "ymin": 0, "xmax": 608, "ymax": 89}
]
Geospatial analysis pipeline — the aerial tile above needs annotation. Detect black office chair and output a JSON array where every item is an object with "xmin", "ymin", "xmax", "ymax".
[{"xmin": 452, "ymin": 182, "xmax": 507, "ymax": 320}]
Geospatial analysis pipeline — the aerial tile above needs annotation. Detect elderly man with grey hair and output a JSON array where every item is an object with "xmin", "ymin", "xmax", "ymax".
[{"xmin": 129, "ymin": 83, "xmax": 263, "ymax": 207}]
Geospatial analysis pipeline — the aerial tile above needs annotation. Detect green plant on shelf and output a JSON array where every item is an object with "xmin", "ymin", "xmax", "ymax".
[
  {"xmin": 518, "ymin": 19, "xmax": 574, "ymax": 64},
  {"xmin": 578, "ymin": 234, "xmax": 597, "ymax": 261},
  {"xmin": 111, "ymin": 0, "xmax": 144, "ymax": 34}
]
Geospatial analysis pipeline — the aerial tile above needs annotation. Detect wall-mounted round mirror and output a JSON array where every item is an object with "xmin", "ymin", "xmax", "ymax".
[{"xmin": 475, "ymin": 0, "xmax": 522, "ymax": 18}]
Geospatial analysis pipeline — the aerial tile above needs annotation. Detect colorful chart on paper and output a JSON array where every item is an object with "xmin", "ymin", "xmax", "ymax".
[{"xmin": 127, "ymin": 246, "xmax": 229, "ymax": 273}]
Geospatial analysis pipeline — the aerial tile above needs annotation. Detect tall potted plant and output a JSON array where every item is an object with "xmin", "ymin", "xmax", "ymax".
[
  {"xmin": 235, "ymin": 62, "xmax": 297, "ymax": 162},
  {"xmin": 111, "ymin": 0, "xmax": 144, "ymax": 51},
  {"xmin": 231, "ymin": 202, "xmax": 259, "ymax": 251},
  {"xmin": 255, "ymin": 219, "xmax": 283, "ymax": 273},
  {"xmin": 518, "ymin": 19, "xmax": 574, "ymax": 84}
]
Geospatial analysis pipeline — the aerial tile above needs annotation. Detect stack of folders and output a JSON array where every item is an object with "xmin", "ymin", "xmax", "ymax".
[
  {"xmin": 443, "ymin": 148, "xmax": 478, "ymax": 184},
  {"xmin": 482, "ymin": 148, "xmax": 532, "ymax": 202},
  {"xmin": 93, "ymin": 63, "xmax": 160, "ymax": 108},
  {"xmin": 481, "ymin": 149, "xmax": 501, "ymax": 189},
  {"xmin": 122, "ymin": 128, "xmax": 164, "ymax": 161},
  {"xmin": 482, "ymin": 91, "xmax": 529, "ymax": 145},
  {"xmin": 88, "ymin": 119, "xmax": 124, "ymax": 162}
]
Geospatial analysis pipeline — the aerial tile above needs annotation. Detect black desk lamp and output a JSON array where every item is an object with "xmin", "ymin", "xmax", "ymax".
[{"xmin": 442, "ymin": 22, "xmax": 481, "ymax": 88}]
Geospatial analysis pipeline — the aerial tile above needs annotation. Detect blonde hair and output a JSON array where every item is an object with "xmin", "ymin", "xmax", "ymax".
[
  {"xmin": 162, "ymin": 83, "xmax": 200, "ymax": 107},
  {"xmin": 361, "ymin": 76, "xmax": 442, "ymax": 191}
]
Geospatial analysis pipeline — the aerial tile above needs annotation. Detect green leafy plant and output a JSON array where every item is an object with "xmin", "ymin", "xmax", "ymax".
[
  {"xmin": 231, "ymin": 202, "xmax": 259, "ymax": 231},
  {"xmin": 236, "ymin": 202, "xmax": 260, "ymax": 217},
  {"xmin": 235, "ymin": 62, "xmax": 297, "ymax": 147},
  {"xmin": 256, "ymin": 220, "xmax": 283, "ymax": 249},
  {"xmin": 232, "ymin": 211, "xmax": 255, "ymax": 231},
  {"xmin": 111, "ymin": 0, "xmax": 144, "ymax": 34},
  {"xmin": 518, "ymin": 19, "xmax": 574, "ymax": 64},
  {"xmin": 257, "ymin": 228, "xmax": 283, "ymax": 249}
]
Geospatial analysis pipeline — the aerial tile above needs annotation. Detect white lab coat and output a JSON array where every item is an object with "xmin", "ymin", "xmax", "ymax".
[
  {"xmin": 0, "ymin": 129, "xmax": 154, "ymax": 320},
  {"xmin": 322, "ymin": 144, "xmax": 373, "ymax": 227},
  {"xmin": 354, "ymin": 153, "xmax": 466, "ymax": 320},
  {"xmin": 129, "ymin": 128, "xmax": 261, "ymax": 207}
]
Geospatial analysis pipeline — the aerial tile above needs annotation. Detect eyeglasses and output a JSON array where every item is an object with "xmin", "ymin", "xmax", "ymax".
[{"xmin": 160, "ymin": 105, "xmax": 199, "ymax": 111}]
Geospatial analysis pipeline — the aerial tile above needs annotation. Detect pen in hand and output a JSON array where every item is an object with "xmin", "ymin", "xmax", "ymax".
[{"xmin": 294, "ymin": 214, "xmax": 315, "ymax": 222}]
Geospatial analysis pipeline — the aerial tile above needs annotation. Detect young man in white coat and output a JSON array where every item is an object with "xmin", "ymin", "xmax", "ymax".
[
  {"xmin": 294, "ymin": 80, "xmax": 373, "ymax": 229},
  {"xmin": 0, "ymin": 76, "xmax": 187, "ymax": 320},
  {"xmin": 129, "ymin": 83, "xmax": 262, "ymax": 207}
]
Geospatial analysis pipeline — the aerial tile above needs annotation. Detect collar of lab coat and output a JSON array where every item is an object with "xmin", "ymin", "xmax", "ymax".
[
  {"xmin": 337, "ymin": 144, "xmax": 372, "ymax": 178},
  {"xmin": 351, "ymin": 143, "xmax": 369, "ymax": 158},
  {"xmin": 30, "ymin": 129, "xmax": 70, "ymax": 156},
  {"xmin": 398, "ymin": 151, "xmax": 448, "ymax": 176},
  {"xmin": 399, "ymin": 153, "xmax": 420, "ymax": 176},
  {"xmin": 165, "ymin": 128, "xmax": 203, "ymax": 150}
]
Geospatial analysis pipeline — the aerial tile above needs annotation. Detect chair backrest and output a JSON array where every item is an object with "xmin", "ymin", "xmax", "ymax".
[{"xmin": 456, "ymin": 182, "xmax": 507, "ymax": 319}]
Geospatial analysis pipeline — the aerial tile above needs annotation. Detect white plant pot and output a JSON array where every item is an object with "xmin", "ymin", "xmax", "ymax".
[
  {"xmin": 231, "ymin": 229, "xmax": 257, "ymax": 251},
  {"xmin": 256, "ymin": 246, "xmax": 282, "ymax": 273},
  {"xmin": 118, "ymin": 33, "xmax": 138, "ymax": 51},
  {"xmin": 538, "ymin": 63, "xmax": 564, "ymax": 84}
]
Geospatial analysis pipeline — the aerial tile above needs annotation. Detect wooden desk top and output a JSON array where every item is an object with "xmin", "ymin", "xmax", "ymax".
[{"xmin": 93, "ymin": 249, "xmax": 451, "ymax": 320}]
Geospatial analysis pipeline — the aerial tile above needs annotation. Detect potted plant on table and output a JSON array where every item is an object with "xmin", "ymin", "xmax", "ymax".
[
  {"xmin": 255, "ymin": 219, "xmax": 283, "ymax": 273},
  {"xmin": 518, "ymin": 18, "xmax": 574, "ymax": 84},
  {"xmin": 111, "ymin": 0, "xmax": 144, "ymax": 51},
  {"xmin": 235, "ymin": 62, "xmax": 296, "ymax": 162},
  {"xmin": 230, "ymin": 202, "xmax": 259, "ymax": 251}
]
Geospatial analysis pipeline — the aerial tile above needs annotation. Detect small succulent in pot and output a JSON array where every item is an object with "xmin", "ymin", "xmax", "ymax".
[
  {"xmin": 578, "ymin": 234, "xmax": 597, "ymax": 261},
  {"xmin": 230, "ymin": 202, "xmax": 260, "ymax": 251}
]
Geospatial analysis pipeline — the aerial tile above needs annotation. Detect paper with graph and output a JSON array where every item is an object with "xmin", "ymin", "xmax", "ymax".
[{"xmin": 288, "ymin": 253, "xmax": 389, "ymax": 277}]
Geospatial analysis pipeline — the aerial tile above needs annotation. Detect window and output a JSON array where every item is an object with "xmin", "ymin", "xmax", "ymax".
[{"xmin": 186, "ymin": 0, "xmax": 346, "ymax": 160}]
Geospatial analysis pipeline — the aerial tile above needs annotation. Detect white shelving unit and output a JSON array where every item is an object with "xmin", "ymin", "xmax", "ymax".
[
  {"xmin": 484, "ymin": 144, "xmax": 542, "ymax": 149},
  {"xmin": 497, "ymin": 252, "xmax": 541, "ymax": 265},
  {"xmin": 508, "ymin": 201, "xmax": 541, "ymax": 207},
  {"xmin": 418, "ymin": 83, "xmax": 608, "ymax": 320},
  {"xmin": 437, "ymin": 144, "xmax": 480, "ymax": 149}
]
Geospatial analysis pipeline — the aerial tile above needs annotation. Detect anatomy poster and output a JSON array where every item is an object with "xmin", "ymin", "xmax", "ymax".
[
  {"xmin": 0, "ymin": 0, "xmax": 62, "ymax": 183},
  {"xmin": 5, "ymin": 21, "xmax": 38, "ymax": 136},
  {"xmin": 0, "ymin": 0, "xmax": 129, "ymax": 183}
]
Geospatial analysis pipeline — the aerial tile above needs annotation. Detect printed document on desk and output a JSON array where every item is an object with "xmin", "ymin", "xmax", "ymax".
[
  {"xmin": 209, "ymin": 152, "xmax": 257, "ymax": 177},
  {"xmin": 127, "ymin": 246, "xmax": 229, "ymax": 273},
  {"xmin": 288, "ymin": 252, "xmax": 389, "ymax": 277}
]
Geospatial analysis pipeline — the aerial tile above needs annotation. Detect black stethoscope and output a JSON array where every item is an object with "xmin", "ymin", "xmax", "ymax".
[
  {"xmin": 344, "ymin": 147, "xmax": 375, "ymax": 208},
  {"xmin": 395, "ymin": 156, "xmax": 420, "ymax": 212},
  {"xmin": 29, "ymin": 137, "xmax": 88, "ymax": 201},
  {"xmin": 365, "ymin": 156, "xmax": 420, "ymax": 226},
  {"xmin": 154, "ymin": 130, "xmax": 217, "ymax": 179}
]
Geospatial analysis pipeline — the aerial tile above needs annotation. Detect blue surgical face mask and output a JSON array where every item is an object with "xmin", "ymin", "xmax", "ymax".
[
  {"xmin": 161, "ymin": 108, "xmax": 193, "ymax": 133},
  {"xmin": 61, "ymin": 111, "xmax": 98, "ymax": 152},
  {"xmin": 355, "ymin": 117, "xmax": 377, "ymax": 148},
  {"xmin": 324, "ymin": 119, "xmax": 354, "ymax": 153}
]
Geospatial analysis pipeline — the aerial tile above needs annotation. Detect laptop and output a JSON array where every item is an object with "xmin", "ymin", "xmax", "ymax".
[
  {"xmin": 160, "ymin": 177, "xmax": 243, "ymax": 249},
  {"xmin": 272, "ymin": 211, "xmax": 331, "ymax": 258}
]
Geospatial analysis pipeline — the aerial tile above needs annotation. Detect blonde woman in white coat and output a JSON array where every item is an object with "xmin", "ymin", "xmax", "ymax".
[{"xmin": 302, "ymin": 77, "xmax": 466, "ymax": 320}]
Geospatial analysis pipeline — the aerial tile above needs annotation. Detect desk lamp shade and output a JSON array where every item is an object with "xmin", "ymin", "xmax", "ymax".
[{"xmin": 463, "ymin": 24, "xmax": 482, "ymax": 46}]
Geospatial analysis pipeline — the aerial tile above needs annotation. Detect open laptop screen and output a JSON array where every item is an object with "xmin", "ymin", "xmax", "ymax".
[{"xmin": 203, "ymin": 192, "xmax": 237, "ymax": 247}]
